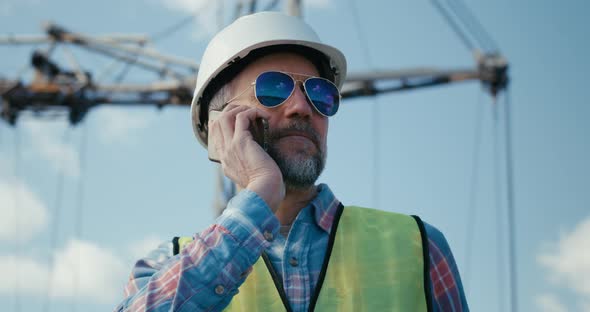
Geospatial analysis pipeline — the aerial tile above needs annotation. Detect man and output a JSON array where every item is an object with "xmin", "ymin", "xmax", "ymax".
[{"xmin": 116, "ymin": 12, "xmax": 468, "ymax": 312}]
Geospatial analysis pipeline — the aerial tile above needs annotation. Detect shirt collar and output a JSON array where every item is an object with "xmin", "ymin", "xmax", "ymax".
[{"xmin": 309, "ymin": 183, "xmax": 341, "ymax": 234}]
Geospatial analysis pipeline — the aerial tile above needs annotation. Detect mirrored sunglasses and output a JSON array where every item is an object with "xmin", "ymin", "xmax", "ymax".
[{"xmin": 226, "ymin": 71, "xmax": 341, "ymax": 117}]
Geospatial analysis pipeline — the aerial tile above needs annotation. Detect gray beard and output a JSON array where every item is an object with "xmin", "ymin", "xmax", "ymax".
[
  {"xmin": 267, "ymin": 121, "xmax": 326, "ymax": 190},
  {"xmin": 268, "ymin": 145, "xmax": 325, "ymax": 190}
]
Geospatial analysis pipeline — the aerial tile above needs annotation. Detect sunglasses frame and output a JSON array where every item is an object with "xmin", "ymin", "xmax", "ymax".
[{"xmin": 224, "ymin": 70, "xmax": 341, "ymax": 117}]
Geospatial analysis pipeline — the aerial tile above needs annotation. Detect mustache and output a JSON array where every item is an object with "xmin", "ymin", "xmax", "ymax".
[{"xmin": 268, "ymin": 120, "xmax": 321, "ymax": 148}]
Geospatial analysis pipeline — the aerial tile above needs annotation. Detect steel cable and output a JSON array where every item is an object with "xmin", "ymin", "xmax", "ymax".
[
  {"xmin": 12, "ymin": 127, "xmax": 21, "ymax": 312},
  {"xmin": 429, "ymin": 0, "xmax": 476, "ymax": 51},
  {"xmin": 463, "ymin": 88, "xmax": 484, "ymax": 289},
  {"xmin": 492, "ymin": 98, "xmax": 507, "ymax": 312},
  {"xmin": 503, "ymin": 87, "xmax": 518, "ymax": 312},
  {"xmin": 446, "ymin": 0, "xmax": 499, "ymax": 52},
  {"xmin": 42, "ymin": 126, "xmax": 71, "ymax": 312},
  {"xmin": 71, "ymin": 122, "xmax": 89, "ymax": 312}
]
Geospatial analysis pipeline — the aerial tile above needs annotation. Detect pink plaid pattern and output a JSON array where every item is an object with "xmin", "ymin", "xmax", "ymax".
[
  {"xmin": 429, "ymin": 236, "xmax": 465, "ymax": 311},
  {"xmin": 115, "ymin": 185, "xmax": 468, "ymax": 311}
]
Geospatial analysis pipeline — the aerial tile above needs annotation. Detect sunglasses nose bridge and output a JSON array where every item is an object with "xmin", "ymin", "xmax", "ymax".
[{"xmin": 283, "ymin": 79, "xmax": 316, "ymax": 116}]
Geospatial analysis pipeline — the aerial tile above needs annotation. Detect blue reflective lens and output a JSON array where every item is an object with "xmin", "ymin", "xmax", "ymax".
[
  {"xmin": 304, "ymin": 77, "xmax": 339, "ymax": 116},
  {"xmin": 255, "ymin": 71, "xmax": 295, "ymax": 107}
]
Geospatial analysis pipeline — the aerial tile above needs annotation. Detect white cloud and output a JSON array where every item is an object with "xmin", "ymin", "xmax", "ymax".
[
  {"xmin": 22, "ymin": 120, "xmax": 80, "ymax": 178},
  {"xmin": 0, "ymin": 180, "xmax": 49, "ymax": 242},
  {"xmin": 535, "ymin": 293, "xmax": 567, "ymax": 312},
  {"xmin": 0, "ymin": 236, "xmax": 170, "ymax": 304},
  {"xmin": 538, "ymin": 216, "xmax": 590, "ymax": 310},
  {"xmin": 538, "ymin": 217, "xmax": 590, "ymax": 296},
  {"xmin": 128, "ymin": 235, "xmax": 166, "ymax": 261},
  {"xmin": 51, "ymin": 239, "xmax": 128, "ymax": 302},
  {"xmin": 0, "ymin": 256, "xmax": 48, "ymax": 294},
  {"xmin": 94, "ymin": 107, "xmax": 155, "ymax": 145},
  {"xmin": 0, "ymin": 239, "xmax": 128, "ymax": 304}
]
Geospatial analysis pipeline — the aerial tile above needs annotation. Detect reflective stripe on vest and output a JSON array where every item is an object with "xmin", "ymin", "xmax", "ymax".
[{"xmin": 174, "ymin": 205, "xmax": 431, "ymax": 311}]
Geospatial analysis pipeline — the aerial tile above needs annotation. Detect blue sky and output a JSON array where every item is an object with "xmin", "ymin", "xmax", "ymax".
[{"xmin": 0, "ymin": 0, "xmax": 589, "ymax": 311}]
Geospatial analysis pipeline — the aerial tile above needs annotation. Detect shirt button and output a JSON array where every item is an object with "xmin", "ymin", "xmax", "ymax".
[
  {"xmin": 263, "ymin": 230, "xmax": 274, "ymax": 241},
  {"xmin": 289, "ymin": 257, "xmax": 299, "ymax": 267},
  {"xmin": 215, "ymin": 285, "xmax": 225, "ymax": 295}
]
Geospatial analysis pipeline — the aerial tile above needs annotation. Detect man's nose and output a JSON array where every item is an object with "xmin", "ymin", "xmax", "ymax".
[{"xmin": 284, "ymin": 84, "xmax": 314, "ymax": 118}]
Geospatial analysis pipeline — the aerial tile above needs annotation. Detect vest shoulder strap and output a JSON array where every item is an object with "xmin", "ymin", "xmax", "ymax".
[{"xmin": 410, "ymin": 214, "xmax": 433, "ymax": 311}]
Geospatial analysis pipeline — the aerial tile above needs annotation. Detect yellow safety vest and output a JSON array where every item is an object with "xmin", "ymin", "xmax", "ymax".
[{"xmin": 176, "ymin": 205, "xmax": 432, "ymax": 311}]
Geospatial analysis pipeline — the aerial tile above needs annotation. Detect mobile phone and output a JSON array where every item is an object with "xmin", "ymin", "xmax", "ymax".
[{"xmin": 208, "ymin": 110, "xmax": 269, "ymax": 163}]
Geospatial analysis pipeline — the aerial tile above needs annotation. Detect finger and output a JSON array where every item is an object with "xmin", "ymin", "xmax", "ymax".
[
  {"xmin": 234, "ymin": 108, "xmax": 271, "ymax": 140},
  {"xmin": 222, "ymin": 103, "xmax": 245, "ymax": 113},
  {"xmin": 216, "ymin": 104, "xmax": 251, "ymax": 140}
]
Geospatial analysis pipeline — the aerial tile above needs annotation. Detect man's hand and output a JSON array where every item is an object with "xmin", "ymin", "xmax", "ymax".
[{"xmin": 208, "ymin": 104, "xmax": 285, "ymax": 212}]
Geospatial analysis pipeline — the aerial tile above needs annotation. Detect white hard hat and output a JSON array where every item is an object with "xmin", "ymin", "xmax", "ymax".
[{"xmin": 190, "ymin": 11, "xmax": 347, "ymax": 147}]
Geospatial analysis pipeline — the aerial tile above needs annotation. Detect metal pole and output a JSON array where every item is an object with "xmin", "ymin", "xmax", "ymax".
[
  {"xmin": 286, "ymin": 0, "xmax": 302, "ymax": 17},
  {"xmin": 0, "ymin": 34, "xmax": 148, "ymax": 45},
  {"xmin": 503, "ymin": 89, "xmax": 518, "ymax": 312},
  {"xmin": 43, "ymin": 23, "xmax": 199, "ymax": 71}
]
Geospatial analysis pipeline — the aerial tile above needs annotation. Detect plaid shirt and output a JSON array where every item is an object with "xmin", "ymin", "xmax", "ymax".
[{"xmin": 116, "ymin": 184, "xmax": 468, "ymax": 311}]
